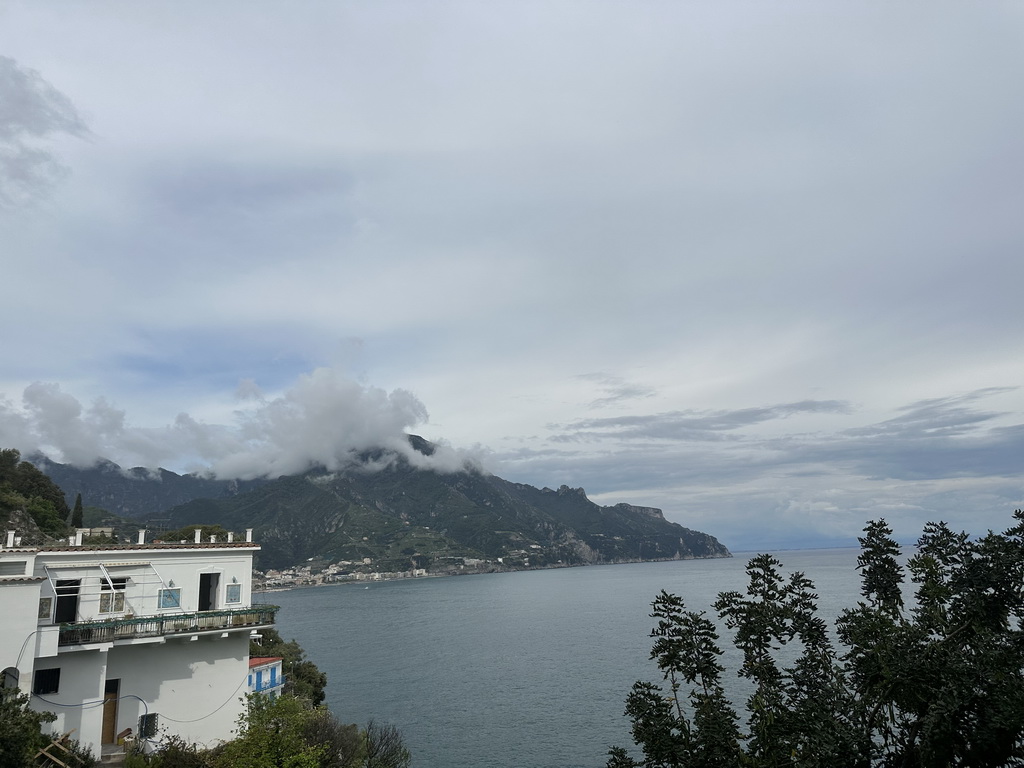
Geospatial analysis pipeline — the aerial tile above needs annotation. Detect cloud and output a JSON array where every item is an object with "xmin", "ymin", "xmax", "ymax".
[
  {"xmin": 1, "ymin": 3, "xmax": 1023, "ymax": 553},
  {"xmin": 0, "ymin": 55, "xmax": 87, "ymax": 206},
  {"xmin": 492, "ymin": 388, "xmax": 1024, "ymax": 550},
  {"xmin": 0, "ymin": 369, "xmax": 476, "ymax": 480},
  {"xmin": 551, "ymin": 400, "xmax": 853, "ymax": 442},
  {"xmin": 576, "ymin": 373, "xmax": 657, "ymax": 409}
]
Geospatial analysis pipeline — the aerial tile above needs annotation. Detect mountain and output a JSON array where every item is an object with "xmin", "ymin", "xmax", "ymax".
[
  {"xmin": 32, "ymin": 440, "xmax": 730, "ymax": 571},
  {"xmin": 32, "ymin": 453, "xmax": 266, "ymax": 523}
]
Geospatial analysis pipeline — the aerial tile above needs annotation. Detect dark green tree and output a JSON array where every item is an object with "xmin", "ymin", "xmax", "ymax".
[
  {"xmin": 71, "ymin": 493, "xmax": 84, "ymax": 528},
  {"xmin": 0, "ymin": 448, "xmax": 71, "ymax": 537},
  {"xmin": 0, "ymin": 688, "xmax": 56, "ymax": 768},
  {"xmin": 13, "ymin": 458, "xmax": 70, "ymax": 523},
  {"xmin": 610, "ymin": 512, "xmax": 1024, "ymax": 767},
  {"xmin": 209, "ymin": 695, "xmax": 407, "ymax": 768},
  {"xmin": 0, "ymin": 448, "xmax": 21, "ymax": 485}
]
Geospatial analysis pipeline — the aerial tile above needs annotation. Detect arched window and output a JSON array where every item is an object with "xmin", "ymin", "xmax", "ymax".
[{"xmin": 2, "ymin": 666, "xmax": 19, "ymax": 689}]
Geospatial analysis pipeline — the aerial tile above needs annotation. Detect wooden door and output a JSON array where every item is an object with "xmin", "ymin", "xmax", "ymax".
[{"xmin": 102, "ymin": 679, "xmax": 119, "ymax": 744}]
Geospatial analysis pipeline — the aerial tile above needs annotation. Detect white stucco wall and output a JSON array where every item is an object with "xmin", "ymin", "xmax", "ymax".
[
  {"xmin": 0, "ymin": 575, "xmax": 45, "ymax": 687},
  {"xmin": 33, "ymin": 547, "xmax": 256, "ymax": 622},
  {"xmin": 103, "ymin": 633, "xmax": 250, "ymax": 748},
  {"xmin": 30, "ymin": 647, "xmax": 106, "ymax": 747}
]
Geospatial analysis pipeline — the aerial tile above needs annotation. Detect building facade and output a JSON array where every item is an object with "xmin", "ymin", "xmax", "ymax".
[
  {"xmin": 0, "ymin": 529, "xmax": 276, "ymax": 756},
  {"xmin": 247, "ymin": 656, "xmax": 284, "ymax": 699}
]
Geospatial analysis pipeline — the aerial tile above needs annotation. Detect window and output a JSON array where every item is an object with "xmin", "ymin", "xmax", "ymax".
[
  {"xmin": 33, "ymin": 668, "xmax": 60, "ymax": 695},
  {"xmin": 54, "ymin": 580, "xmax": 80, "ymax": 624},
  {"xmin": 0, "ymin": 560, "xmax": 26, "ymax": 576},
  {"xmin": 139, "ymin": 712, "xmax": 159, "ymax": 739},
  {"xmin": 99, "ymin": 577, "xmax": 128, "ymax": 614},
  {"xmin": 226, "ymin": 584, "xmax": 241, "ymax": 604},
  {"xmin": 2, "ymin": 667, "xmax": 19, "ymax": 689},
  {"xmin": 158, "ymin": 588, "xmax": 181, "ymax": 609}
]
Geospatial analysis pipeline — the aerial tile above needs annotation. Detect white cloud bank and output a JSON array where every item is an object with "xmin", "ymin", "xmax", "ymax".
[{"xmin": 0, "ymin": 370, "xmax": 476, "ymax": 480}]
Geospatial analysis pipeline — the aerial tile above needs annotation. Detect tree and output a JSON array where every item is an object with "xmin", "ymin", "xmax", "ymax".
[
  {"xmin": 610, "ymin": 512, "xmax": 1024, "ymax": 767},
  {"xmin": 0, "ymin": 688, "xmax": 56, "ymax": 768},
  {"xmin": 362, "ymin": 720, "xmax": 411, "ymax": 768},
  {"xmin": 71, "ymin": 493, "xmax": 84, "ymax": 528},
  {"xmin": 208, "ymin": 695, "xmax": 407, "ymax": 768},
  {"xmin": 0, "ymin": 448, "xmax": 71, "ymax": 538},
  {"xmin": 212, "ymin": 694, "xmax": 332, "ymax": 768}
]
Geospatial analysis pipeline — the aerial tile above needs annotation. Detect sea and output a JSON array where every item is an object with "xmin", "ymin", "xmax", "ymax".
[{"xmin": 257, "ymin": 548, "xmax": 866, "ymax": 768}]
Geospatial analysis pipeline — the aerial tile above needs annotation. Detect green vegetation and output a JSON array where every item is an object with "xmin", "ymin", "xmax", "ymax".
[
  {"xmin": 609, "ymin": 512, "xmax": 1024, "ymax": 767},
  {"xmin": 0, "ymin": 448, "xmax": 71, "ymax": 540},
  {"xmin": 0, "ymin": 688, "xmax": 56, "ymax": 767},
  {"xmin": 71, "ymin": 492, "xmax": 84, "ymax": 528},
  {"xmin": 123, "ymin": 696, "xmax": 409, "ymax": 768},
  {"xmin": 213, "ymin": 696, "xmax": 409, "ymax": 768}
]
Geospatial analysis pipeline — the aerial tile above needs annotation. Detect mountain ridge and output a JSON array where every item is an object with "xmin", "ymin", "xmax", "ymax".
[{"xmin": 30, "ymin": 439, "xmax": 730, "ymax": 571}]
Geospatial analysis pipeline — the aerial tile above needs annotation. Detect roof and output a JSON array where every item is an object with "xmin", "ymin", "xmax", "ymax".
[
  {"xmin": 38, "ymin": 542, "xmax": 260, "ymax": 552},
  {"xmin": 0, "ymin": 576, "xmax": 46, "ymax": 582},
  {"xmin": 249, "ymin": 656, "xmax": 284, "ymax": 668}
]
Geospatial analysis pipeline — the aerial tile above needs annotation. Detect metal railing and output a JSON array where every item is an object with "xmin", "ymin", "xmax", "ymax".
[{"xmin": 58, "ymin": 606, "xmax": 278, "ymax": 646}]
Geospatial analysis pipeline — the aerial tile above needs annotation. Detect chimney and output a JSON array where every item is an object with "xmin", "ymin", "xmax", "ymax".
[
  {"xmin": 194, "ymin": 528, "xmax": 202, "ymax": 544},
  {"xmin": 68, "ymin": 535, "xmax": 75, "ymax": 546},
  {"xmin": 138, "ymin": 530, "xmax": 146, "ymax": 545},
  {"xmin": 227, "ymin": 532, "xmax": 234, "ymax": 543},
  {"xmin": 245, "ymin": 528, "xmax": 253, "ymax": 543},
  {"xmin": 5, "ymin": 530, "xmax": 14, "ymax": 548},
  {"xmin": 209, "ymin": 535, "xmax": 216, "ymax": 543},
  {"xmin": 75, "ymin": 530, "xmax": 84, "ymax": 546}
]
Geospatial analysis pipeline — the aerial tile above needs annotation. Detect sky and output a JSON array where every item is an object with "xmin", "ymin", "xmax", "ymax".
[{"xmin": 1, "ymin": 2, "xmax": 1023, "ymax": 551}]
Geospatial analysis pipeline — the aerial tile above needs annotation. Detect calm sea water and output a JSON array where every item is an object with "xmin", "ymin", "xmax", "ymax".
[{"xmin": 260, "ymin": 549, "xmax": 864, "ymax": 768}]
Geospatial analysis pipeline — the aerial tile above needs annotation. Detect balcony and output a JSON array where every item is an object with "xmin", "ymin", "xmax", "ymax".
[{"xmin": 58, "ymin": 605, "xmax": 278, "ymax": 646}]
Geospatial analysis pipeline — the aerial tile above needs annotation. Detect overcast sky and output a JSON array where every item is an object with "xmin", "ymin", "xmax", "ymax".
[{"xmin": 1, "ymin": 2, "xmax": 1022, "ymax": 551}]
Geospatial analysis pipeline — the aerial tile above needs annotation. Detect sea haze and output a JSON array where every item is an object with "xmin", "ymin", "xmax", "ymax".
[{"xmin": 261, "ymin": 549, "xmax": 864, "ymax": 768}]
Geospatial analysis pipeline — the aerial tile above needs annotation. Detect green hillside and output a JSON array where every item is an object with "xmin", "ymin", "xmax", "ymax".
[{"xmin": 31, "ymin": 438, "xmax": 731, "ymax": 571}]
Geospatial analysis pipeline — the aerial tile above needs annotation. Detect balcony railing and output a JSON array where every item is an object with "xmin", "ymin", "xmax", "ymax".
[{"xmin": 58, "ymin": 606, "xmax": 278, "ymax": 646}]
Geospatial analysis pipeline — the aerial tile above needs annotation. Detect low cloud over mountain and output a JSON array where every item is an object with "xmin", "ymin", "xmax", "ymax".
[{"xmin": 0, "ymin": 369, "xmax": 477, "ymax": 480}]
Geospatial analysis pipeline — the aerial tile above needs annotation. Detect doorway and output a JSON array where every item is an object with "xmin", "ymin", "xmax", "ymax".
[
  {"xmin": 54, "ymin": 580, "xmax": 81, "ymax": 623},
  {"xmin": 198, "ymin": 573, "xmax": 219, "ymax": 611},
  {"xmin": 102, "ymin": 679, "xmax": 119, "ymax": 745}
]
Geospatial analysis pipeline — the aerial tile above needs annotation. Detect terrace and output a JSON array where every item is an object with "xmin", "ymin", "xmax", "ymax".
[{"xmin": 58, "ymin": 605, "xmax": 278, "ymax": 646}]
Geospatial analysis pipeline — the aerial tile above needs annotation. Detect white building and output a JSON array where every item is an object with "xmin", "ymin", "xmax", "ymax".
[
  {"xmin": 0, "ymin": 528, "xmax": 276, "ymax": 757},
  {"xmin": 247, "ymin": 656, "xmax": 284, "ymax": 699}
]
